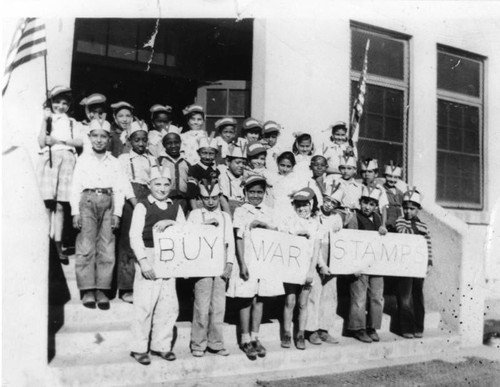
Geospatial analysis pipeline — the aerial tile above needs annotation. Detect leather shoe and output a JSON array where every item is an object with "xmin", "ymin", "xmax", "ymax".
[
  {"xmin": 82, "ymin": 290, "xmax": 96, "ymax": 309},
  {"xmin": 95, "ymin": 290, "xmax": 110, "ymax": 310},
  {"xmin": 130, "ymin": 351, "xmax": 150, "ymax": 366},
  {"xmin": 120, "ymin": 292, "xmax": 133, "ymax": 304},
  {"xmin": 414, "ymin": 332, "xmax": 424, "ymax": 338},
  {"xmin": 151, "ymin": 350, "xmax": 176, "ymax": 361},
  {"xmin": 307, "ymin": 331, "xmax": 322, "ymax": 345},
  {"xmin": 318, "ymin": 330, "xmax": 339, "ymax": 344},
  {"xmin": 252, "ymin": 339, "xmax": 266, "ymax": 358},
  {"xmin": 207, "ymin": 347, "xmax": 229, "ymax": 356},
  {"xmin": 241, "ymin": 342, "xmax": 257, "ymax": 360},
  {"xmin": 367, "ymin": 329, "xmax": 380, "ymax": 342},
  {"xmin": 295, "ymin": 334, "xmax": 306, "ymax": 350},
  {"xmin": 353, "ymin": 329, "xmax": 372, "ymax": 343},
  {"xmin": 402, "ymin": 333, "xmax": 414, "ymax": 339},
  {"xmin": 281, "ymin": 333, "xmax": 292, "ymax": 349}
]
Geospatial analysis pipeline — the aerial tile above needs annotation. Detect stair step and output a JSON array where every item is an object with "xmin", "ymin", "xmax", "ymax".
[
  {"xmin": 55, "ymin": 311, "xmax": 440, "ymax": 358},
  {"xmin": 48, "ymin": 329, "xmax": 460, "ymax": 387}
]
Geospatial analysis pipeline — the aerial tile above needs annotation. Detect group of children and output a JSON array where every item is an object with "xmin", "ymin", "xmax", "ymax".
[{"xmin": 37, "ymin": 86, "xmax": 433, "ymax": 366}]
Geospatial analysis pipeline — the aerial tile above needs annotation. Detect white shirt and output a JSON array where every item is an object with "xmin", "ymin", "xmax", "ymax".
[
  {"xmin": 70, "ymin": 151, "xmax": 131, "ymax": 217},
  {"xmin": 148, "ymin": 124, "xmax": 181, "ymax": 159},
  {"xmin": 188, "ymin": 208, "xmax": 235, "ymax": 264},
  {"xmin": 233, "ymin": 203, "xmax": 275, "ymax": 239},
  {"xmin": 337, "ymin": 178, "xmax": 363, "ymax": 209},
  {"xmin": 181, "ymin": 130, "xmax": 207, "ymax": 165},
  {"xmin": 118, "ymin": 150, "xmax": 158, "ymax": 185},
  {"xmin": 217, "ymin": 165, "xmax": 244, "ymax": 201},
  {"xmin": 41, "ymin": 113, "xmax": 83, "ymax": 153},
  {"xmin": 129, "ymin": 195, "xmax": 186, "ymax": 260},
  {"xmin": 316, "ymin": 137, "xmax": 358, "ymax": 174}
]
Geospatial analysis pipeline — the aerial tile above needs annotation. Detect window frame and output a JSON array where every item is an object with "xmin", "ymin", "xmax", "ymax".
[
  {"xmin": 436, "ymin": 44, "xmax": 485, "ymax": 210},
  {"xmin": 350, "ymin": 22, "xmax": 411, "ymax": 180}
]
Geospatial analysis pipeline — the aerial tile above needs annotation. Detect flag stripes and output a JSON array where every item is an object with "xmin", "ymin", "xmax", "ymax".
[
  {"xmin": 3, "ymin": 18, "xmax": 47, "ymax": 96},
  {"xmin": 349, "ymin": 38, "xmax": 370, "ymax": 145}
]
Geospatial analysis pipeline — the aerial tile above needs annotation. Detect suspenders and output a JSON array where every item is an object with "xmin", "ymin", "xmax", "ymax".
[{"xmin": 129, "ymin": 155, "xmax": 152, "ymax": 181}]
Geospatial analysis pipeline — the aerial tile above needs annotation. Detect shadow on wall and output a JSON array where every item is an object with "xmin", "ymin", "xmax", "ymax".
[
  {"xmin": 48, "ymin": 239, "xmax": 71, "ymax": 362},
  {"xmin": 420, "ymin": 208, "xmax": 463, "ymax": 333}
]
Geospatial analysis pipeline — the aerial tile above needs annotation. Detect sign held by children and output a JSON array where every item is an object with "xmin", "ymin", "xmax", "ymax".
[
  {"xmin": 153, "ymin": 224, "xmax": 225, "ymax": 278},
  {"xmin": 245, "ymin": 228, "xmax": 313, "ymax": 284},
  {"xmin": 329, "ymin": 229, "xmax": 428, "ymax": 277}
]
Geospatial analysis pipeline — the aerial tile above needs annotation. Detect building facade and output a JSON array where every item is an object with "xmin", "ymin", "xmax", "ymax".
[{"xmin": 3, "ymin": 1, "xmax": 500, "ymax": 385}]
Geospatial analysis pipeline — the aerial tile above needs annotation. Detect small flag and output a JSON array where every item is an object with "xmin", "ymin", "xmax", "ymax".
[
  {"xmin": 3, "ymin": 18, "xmax": 47, "ymax": 96},
  {"xmin": 349, "ymin": 39, "xmax": 370, "ymax": 145}
]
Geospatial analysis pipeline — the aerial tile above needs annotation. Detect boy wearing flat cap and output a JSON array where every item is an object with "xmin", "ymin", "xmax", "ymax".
[
  {"xmin": 346, "ymin": 186, "xmax": 387, "ymax": 344},
  {"xmin": 395, "ymin": 188, "xmax": 432, "ymax": 339},
  {"xmin": 148, "ymin": 104, "xmax": 180, "ymax": 159}
]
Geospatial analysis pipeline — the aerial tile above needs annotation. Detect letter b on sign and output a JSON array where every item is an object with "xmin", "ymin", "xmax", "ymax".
[{"xmin": 159, "ymin": 238, "xmax": 175, "ymax": 261}]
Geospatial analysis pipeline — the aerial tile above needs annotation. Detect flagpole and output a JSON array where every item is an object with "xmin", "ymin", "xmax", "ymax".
[{"xmin": 43, "ymin": 52, "xmax": 53, "ymax": 168}]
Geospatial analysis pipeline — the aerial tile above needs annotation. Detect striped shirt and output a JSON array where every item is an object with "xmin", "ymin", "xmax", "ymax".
[{"xmin": 395, "ymin": 216, "xmax": 433, "ymax": 266}]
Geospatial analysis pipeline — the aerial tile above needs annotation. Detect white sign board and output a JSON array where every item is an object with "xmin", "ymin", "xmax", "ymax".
[
  {"xmin": 329, "ymin": 229, "xmax": 428, "ymax": 278},
  {"xmin": 244, "ymin": 228, "xmax": 313, "ymax": 284},
  {"xmin": 153, "ymin": 224, "xmax": 225, "ymax": 278}
]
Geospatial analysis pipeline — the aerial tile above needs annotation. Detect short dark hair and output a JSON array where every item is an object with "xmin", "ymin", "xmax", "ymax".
[
  {"xmin": 161, "ymin": 132, "xmax": 181, "ymax": 148},
  {"xmin": 277, "ymin": 151, "xmax": 296, "ymax": 167}
]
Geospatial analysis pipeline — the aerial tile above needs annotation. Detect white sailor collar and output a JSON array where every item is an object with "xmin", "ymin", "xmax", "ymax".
[{"xmin": 147, "ymin": 194, "xmax": 173, "ymax": 205}]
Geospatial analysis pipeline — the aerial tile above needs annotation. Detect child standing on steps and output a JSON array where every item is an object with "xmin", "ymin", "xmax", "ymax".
[
  {"xmin": 37, "ymin": 86, "xmax": 83, "ymax": 264},
  {"xmin": 279, "ymin": 187, "xmax": 324, "ymax": 351},
  {"xmin": 188, "ymin": 179, "xmax": 234, "ymax": 357},
  {"xmin": 317, "ymin": 121, "xmax": 358, "ymax": 176},
  {"xmin": 147, "ymin": 104, "xmax": 181, "ymax": 159},
  {"xmin": 229, "ymin": 174, "xmax": 283, "ymax": 360},
  {"xmin": 395, "ymin": 188, "xmax": 433, "ymax": 339},
  {"xmin": 346, "ymin": 186, "xmax": 387, "ymax": 343},
  {"xmin": 70, "ymin": 119, "xmax": 129, "ymax": 310},
  {"xmin": 158, "ymin": 132, "xmax": 190, "ymax": 214},
  {"xmin": 129, "ymin": 166, "xmax": 185, "ymax": 366},
  {"xmin": 117, "ymin": 121, "xmax": 158, "ymax": 303},
  {"xmin": 292, "ymin": 132, "xmax": 315, "ymax": 180},
  {"xmin": 305, "ymin": 183, "xmax": 344, "ymax": 346}
]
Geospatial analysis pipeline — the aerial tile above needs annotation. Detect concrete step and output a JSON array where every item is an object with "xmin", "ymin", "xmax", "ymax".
[
  {"xmin": 48, "ymin": 329, "xmax": 460, "ymax": 387},
  {"xmin": 55, "ymin": 311, "xmax": 441, "ymax": 358}
]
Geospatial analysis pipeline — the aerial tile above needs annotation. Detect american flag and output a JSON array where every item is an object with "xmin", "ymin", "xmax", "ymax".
[
  {"xmin": 349, "ymin": 39, "xmax": 370, "ymax": 145},
  {"xmin": 2, "ymin": 18, "xmax": 47, "ymax": 96}
]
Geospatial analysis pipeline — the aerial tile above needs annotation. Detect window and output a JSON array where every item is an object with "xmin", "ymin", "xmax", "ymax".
[
  {"xmin": 196, "ymin": 81, "xmax": 251, "ymax": 135},
  {"xmin": 350, "ymin": 23, "xmax": 410, "ymax": 178},
  {"xmin": 436, "ymin": 46, "xmax": 484, "ymax": 209}
]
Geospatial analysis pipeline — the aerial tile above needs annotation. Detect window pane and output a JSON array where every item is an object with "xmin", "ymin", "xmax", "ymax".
[
  {"xmin": 108, "ymin": 20, "xmax": 137, "ymax": 61},
  {"xmin": 438, "ymin": 51, "xmax": 480, "ymax": 97},
  {"xmin": 75, "ymin": 19, "xmax": 107, "ymax": 56},
  {"xmin": 357, "ymin": 139, "xmax": 403, "ymax": 173},
  {"xmin": 437, "ymin": 99, "xmax": 479, "ymax": 155},
  {"xmin": 351, "ymin": 29, "xmax": 405, "ymax": 80},
  {"xmin": 437, "ymin": 151, "xmax": 481, "ymax": 204},
  {"xmin": 352, "ymin": 82, "xmax": 405, "ymax": 144},
  {"xmin": 228, "ymin": 90, "xmax": 249, "ymax": 116},
  {"xmin": 206, "ymin": 89, "xmax": 227, "ymax": 116}
]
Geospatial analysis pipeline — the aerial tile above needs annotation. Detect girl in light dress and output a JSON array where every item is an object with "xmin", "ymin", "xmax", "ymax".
[
  {"xmin": 37, "ymin": 86, "xmax": 83, "ymax": 264},
  {"xmin": 292, "ymin": 132, "xmax": 315, "ymax": 180},
  {"xmin": 180, "ymin": 104, "xmax": 208, "ymax": 166}
]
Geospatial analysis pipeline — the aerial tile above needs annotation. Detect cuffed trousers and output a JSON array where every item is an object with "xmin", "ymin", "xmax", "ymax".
[
  {"xmin": 305, "ymin": 270, "xmax": 338, "ymax": 332},
  {"xmin": 130, "ymin": 249, "xmax": 179, "ymax": 353},
  {"xmin": 348, "ymin": 274, "xmax": 384, "ymax": 331},
  {"xmin": 75, "ymin": 191, "xmax": 115, "ymax": 290},
  {"xmin": 190, "ymin": 276, "xmax": 226, "ymax": 351}
]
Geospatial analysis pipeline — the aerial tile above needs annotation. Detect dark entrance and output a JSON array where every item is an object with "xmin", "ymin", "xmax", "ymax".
[{"xmin": 70, "ymin": 18, "xmax": 253, "ymax": 130}]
